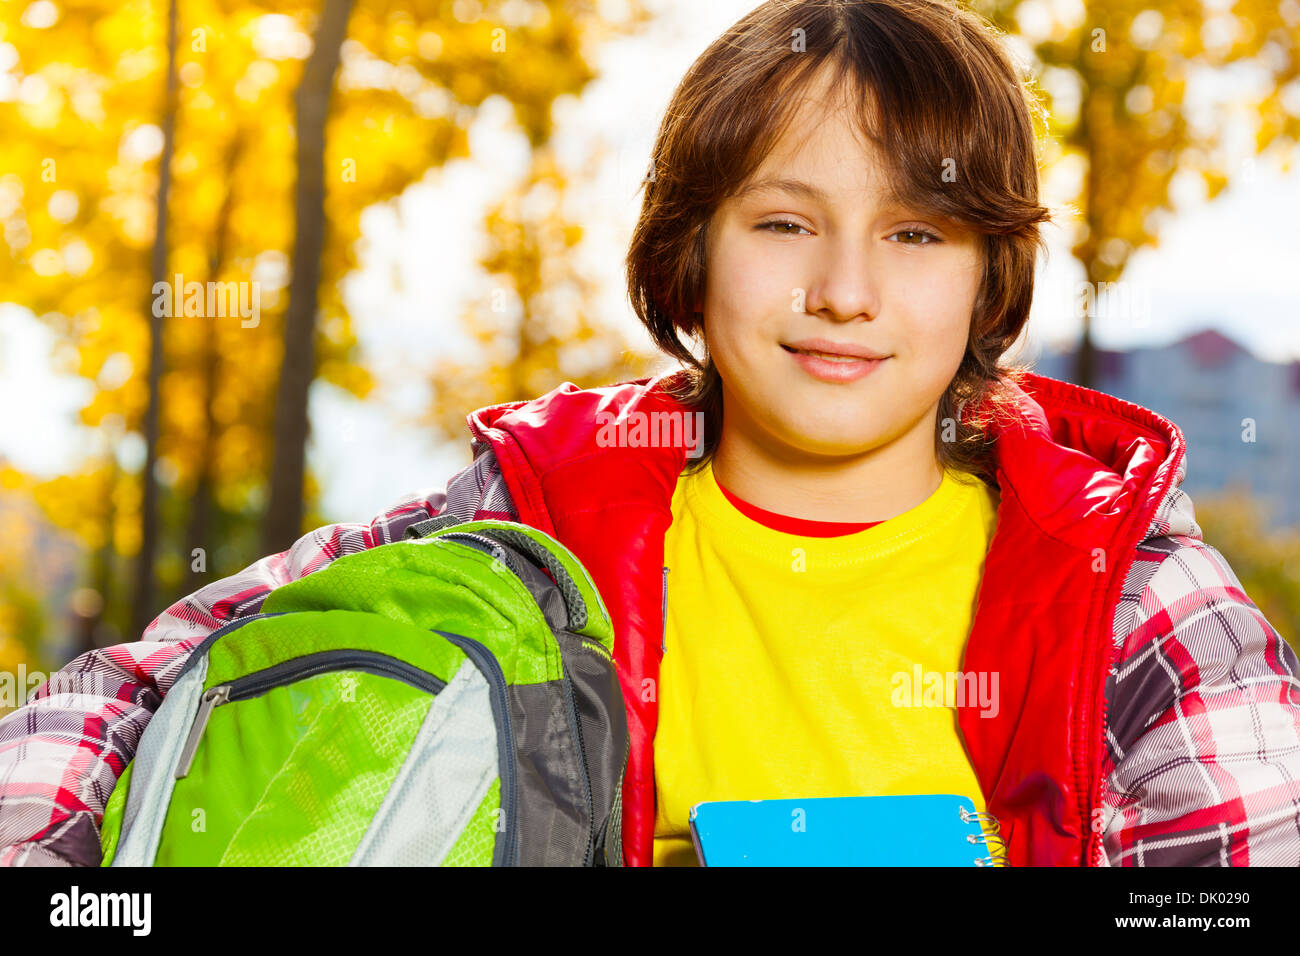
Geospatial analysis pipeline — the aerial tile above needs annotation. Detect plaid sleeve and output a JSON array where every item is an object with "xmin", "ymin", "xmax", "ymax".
[
  {"xmin": 0, "ymin": 446, "xmax": 515, "ymax": 866},
  {"xmin": 1099, "ymin": 534, "xmax": 1300, "ymax": 866}
]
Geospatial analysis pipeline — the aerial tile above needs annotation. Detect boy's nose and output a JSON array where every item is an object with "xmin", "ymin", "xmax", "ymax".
[{"xmin": 802, "ymin": 242, "xmax": 883, "ymax": 323}]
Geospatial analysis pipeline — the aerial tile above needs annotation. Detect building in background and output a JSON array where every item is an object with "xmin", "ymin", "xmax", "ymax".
[{"xmin": 1030, "ymin": 329, "xmax": 1300, "ymax": 529}]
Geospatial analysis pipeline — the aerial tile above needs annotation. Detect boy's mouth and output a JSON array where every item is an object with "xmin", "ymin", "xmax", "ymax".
[
  {"xmin": 780, "ymin": 341, "xmax": 890, "ymax": 362},
  {"xmin": 782, "ymin": 345, "xmax": 868, "ymax": 363},
  {"xmin": 781, "ymin": 341, "xmax": 890, "ymax": 383}
]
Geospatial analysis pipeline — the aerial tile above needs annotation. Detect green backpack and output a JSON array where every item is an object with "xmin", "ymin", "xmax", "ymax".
[{"xmin": 99, "ymin": 518, "xmax": 629, "ymax": 866}]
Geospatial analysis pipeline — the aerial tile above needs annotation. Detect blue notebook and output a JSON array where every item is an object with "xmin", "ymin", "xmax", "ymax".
[{"xmin": 689, "ymin": 794, "xmax": 1002, "ymax": 866}]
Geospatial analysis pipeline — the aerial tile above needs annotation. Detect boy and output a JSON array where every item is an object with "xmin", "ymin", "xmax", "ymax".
[{"xmin": 3, "ymin": 0, "xmax": 1297, "ymax": 866}]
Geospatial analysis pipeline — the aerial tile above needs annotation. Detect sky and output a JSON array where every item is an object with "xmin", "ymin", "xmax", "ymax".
[{"xmin": 2, "ymin": 0, "xmax": 1298, "ymax": 525}]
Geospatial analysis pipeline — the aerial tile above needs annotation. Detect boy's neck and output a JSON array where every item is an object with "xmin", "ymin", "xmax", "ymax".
[{"xmin": 709, "ymin": 403, "xmax": 945, "ymax": 525}]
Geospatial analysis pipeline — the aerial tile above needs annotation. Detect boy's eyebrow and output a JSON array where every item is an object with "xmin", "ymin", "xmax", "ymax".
[
  {"xmin": 732, "ymin": 176, "xmax": 911, "ymax": 210},
  {"xmin": 733, "ymin": 177, "xmax": 831, "ymax": 204}
]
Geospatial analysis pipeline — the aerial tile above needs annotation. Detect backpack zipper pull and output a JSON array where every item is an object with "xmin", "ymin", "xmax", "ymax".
[{"xmin": 175, "ymin": 684, "xmax": 232, "ymax": 780}]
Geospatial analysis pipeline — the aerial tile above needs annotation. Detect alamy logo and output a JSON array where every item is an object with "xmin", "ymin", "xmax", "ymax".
[
  {"xmin": 1, "ymin": 666, "xmax": 111, "ymax": 708},
  {"xmin": 49, "ymin": 886, "xmax": 151, "ymax": 936},
  {"xmin": 890, "ymin": 665, "xmax": 999, "ymax": 719},
  {"xmin": 594, "ymin": 410, "xmax": 705, "ymax": 458},
  {"xmin": 151, "ymin": 273, "xmax": 260, "ymax": 328}
]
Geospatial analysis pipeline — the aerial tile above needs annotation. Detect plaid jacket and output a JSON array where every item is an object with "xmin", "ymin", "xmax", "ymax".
[{"xmin": 2, "ymin": 377, "xmax": 1298, "ymax": 866}]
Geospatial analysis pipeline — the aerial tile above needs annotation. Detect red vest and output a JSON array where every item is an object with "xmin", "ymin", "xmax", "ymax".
[{"xmin": 467, "ymin": 369, "xmax": 1186, "ymax": 866}]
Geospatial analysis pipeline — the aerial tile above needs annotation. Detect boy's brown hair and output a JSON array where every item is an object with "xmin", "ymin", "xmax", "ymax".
[{"xmin": 625, "ymin": 0, "xmax": 1052, "ymax": 482}]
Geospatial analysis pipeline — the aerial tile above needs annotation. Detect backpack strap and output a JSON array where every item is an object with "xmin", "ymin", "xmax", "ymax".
[{"xmin": 403, "ymin": 513, "xmax": 467, "ymax": 537}]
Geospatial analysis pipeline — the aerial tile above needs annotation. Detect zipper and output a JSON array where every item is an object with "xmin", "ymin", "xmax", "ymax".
[
  {"xmin": 561, "ymin": 664, "xmax": 596, "ymax": 866},
  {"xmin": 173, "ymin": 650, "xmax": 447, "ymax": 781},
  {"xmin": 175, "ymin": 685, "xmax": 231, "ymax": 779},
  {"xmin": 660, "ymin": 565, "xmax": 670, "ymax": 654},
  {"xmin": 436, "ymin": 631, "xmax": 520, "ymax": 867},
  {"xmin": 435, "ymin": 531, "xmax": 527, "ymax": 581}
]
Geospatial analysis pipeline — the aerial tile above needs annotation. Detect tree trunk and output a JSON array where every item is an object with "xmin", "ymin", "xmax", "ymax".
[
  {"xmin": 1073, "ymin": 301, "xmax": 1097, "ymax": 388},
  {"xmin": 129, "ymin": 0, "xmax": 180, "ymax": 640},
  {"xmin": 77, "ymin": 457, "xmax": 119, "ymax": 655},
  {"xmin": 185, "ymin": 133, "xmax": 244, "ymax": 588},
  {"xmin": 263, "ymin": 0, "xmax": 355, "ymax": 554}
]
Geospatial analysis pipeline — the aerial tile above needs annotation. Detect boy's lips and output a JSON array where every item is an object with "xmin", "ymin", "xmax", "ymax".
[
  {"xmin": 781, "ymin": 341, "xmax": 889, "ymax": 383},
  {"xmin": 781, "ymin": 339, "xmax": 890, "ymax": 360}
]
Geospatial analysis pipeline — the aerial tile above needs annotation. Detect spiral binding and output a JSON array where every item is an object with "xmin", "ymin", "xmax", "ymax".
[{"xmin": 958, "ymin": 805, "xmax": 1010, "ymax": 867}]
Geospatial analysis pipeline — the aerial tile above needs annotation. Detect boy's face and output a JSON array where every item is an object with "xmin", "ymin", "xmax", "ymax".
[{"xmin": 701, "ymin": 81, "xmax": 983, "ymax": 464}]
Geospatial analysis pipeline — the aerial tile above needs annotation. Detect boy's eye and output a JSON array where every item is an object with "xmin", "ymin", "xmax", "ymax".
[
  {"xmin": 889, "ymin": 229, "xmax": 942, "ymax": 245},
  {"xmin": 756, "ymin": 219, "xmax": 810, "ymax": 236}
]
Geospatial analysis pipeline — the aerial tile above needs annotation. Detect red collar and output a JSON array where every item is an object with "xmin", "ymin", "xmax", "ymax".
[{"xmin": 712, "ymin": 474, "xmax": 882, "ymax": 536}]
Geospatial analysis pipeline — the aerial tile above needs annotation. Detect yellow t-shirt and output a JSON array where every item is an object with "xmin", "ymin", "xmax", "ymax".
[{"xmin": 652, "ymin": 461, "xmax": 1001, "ymax": 866}]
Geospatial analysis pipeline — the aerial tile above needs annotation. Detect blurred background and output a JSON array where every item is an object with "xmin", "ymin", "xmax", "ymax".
[{"xmin": 1, "ymin": 0, "xmax": 1298, "ymax": 708}]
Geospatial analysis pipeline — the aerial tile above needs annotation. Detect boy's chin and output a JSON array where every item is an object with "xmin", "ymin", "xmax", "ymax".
[{"xmin": 768, "ymin": 418, "xmax": 894, "ymax": 459}]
